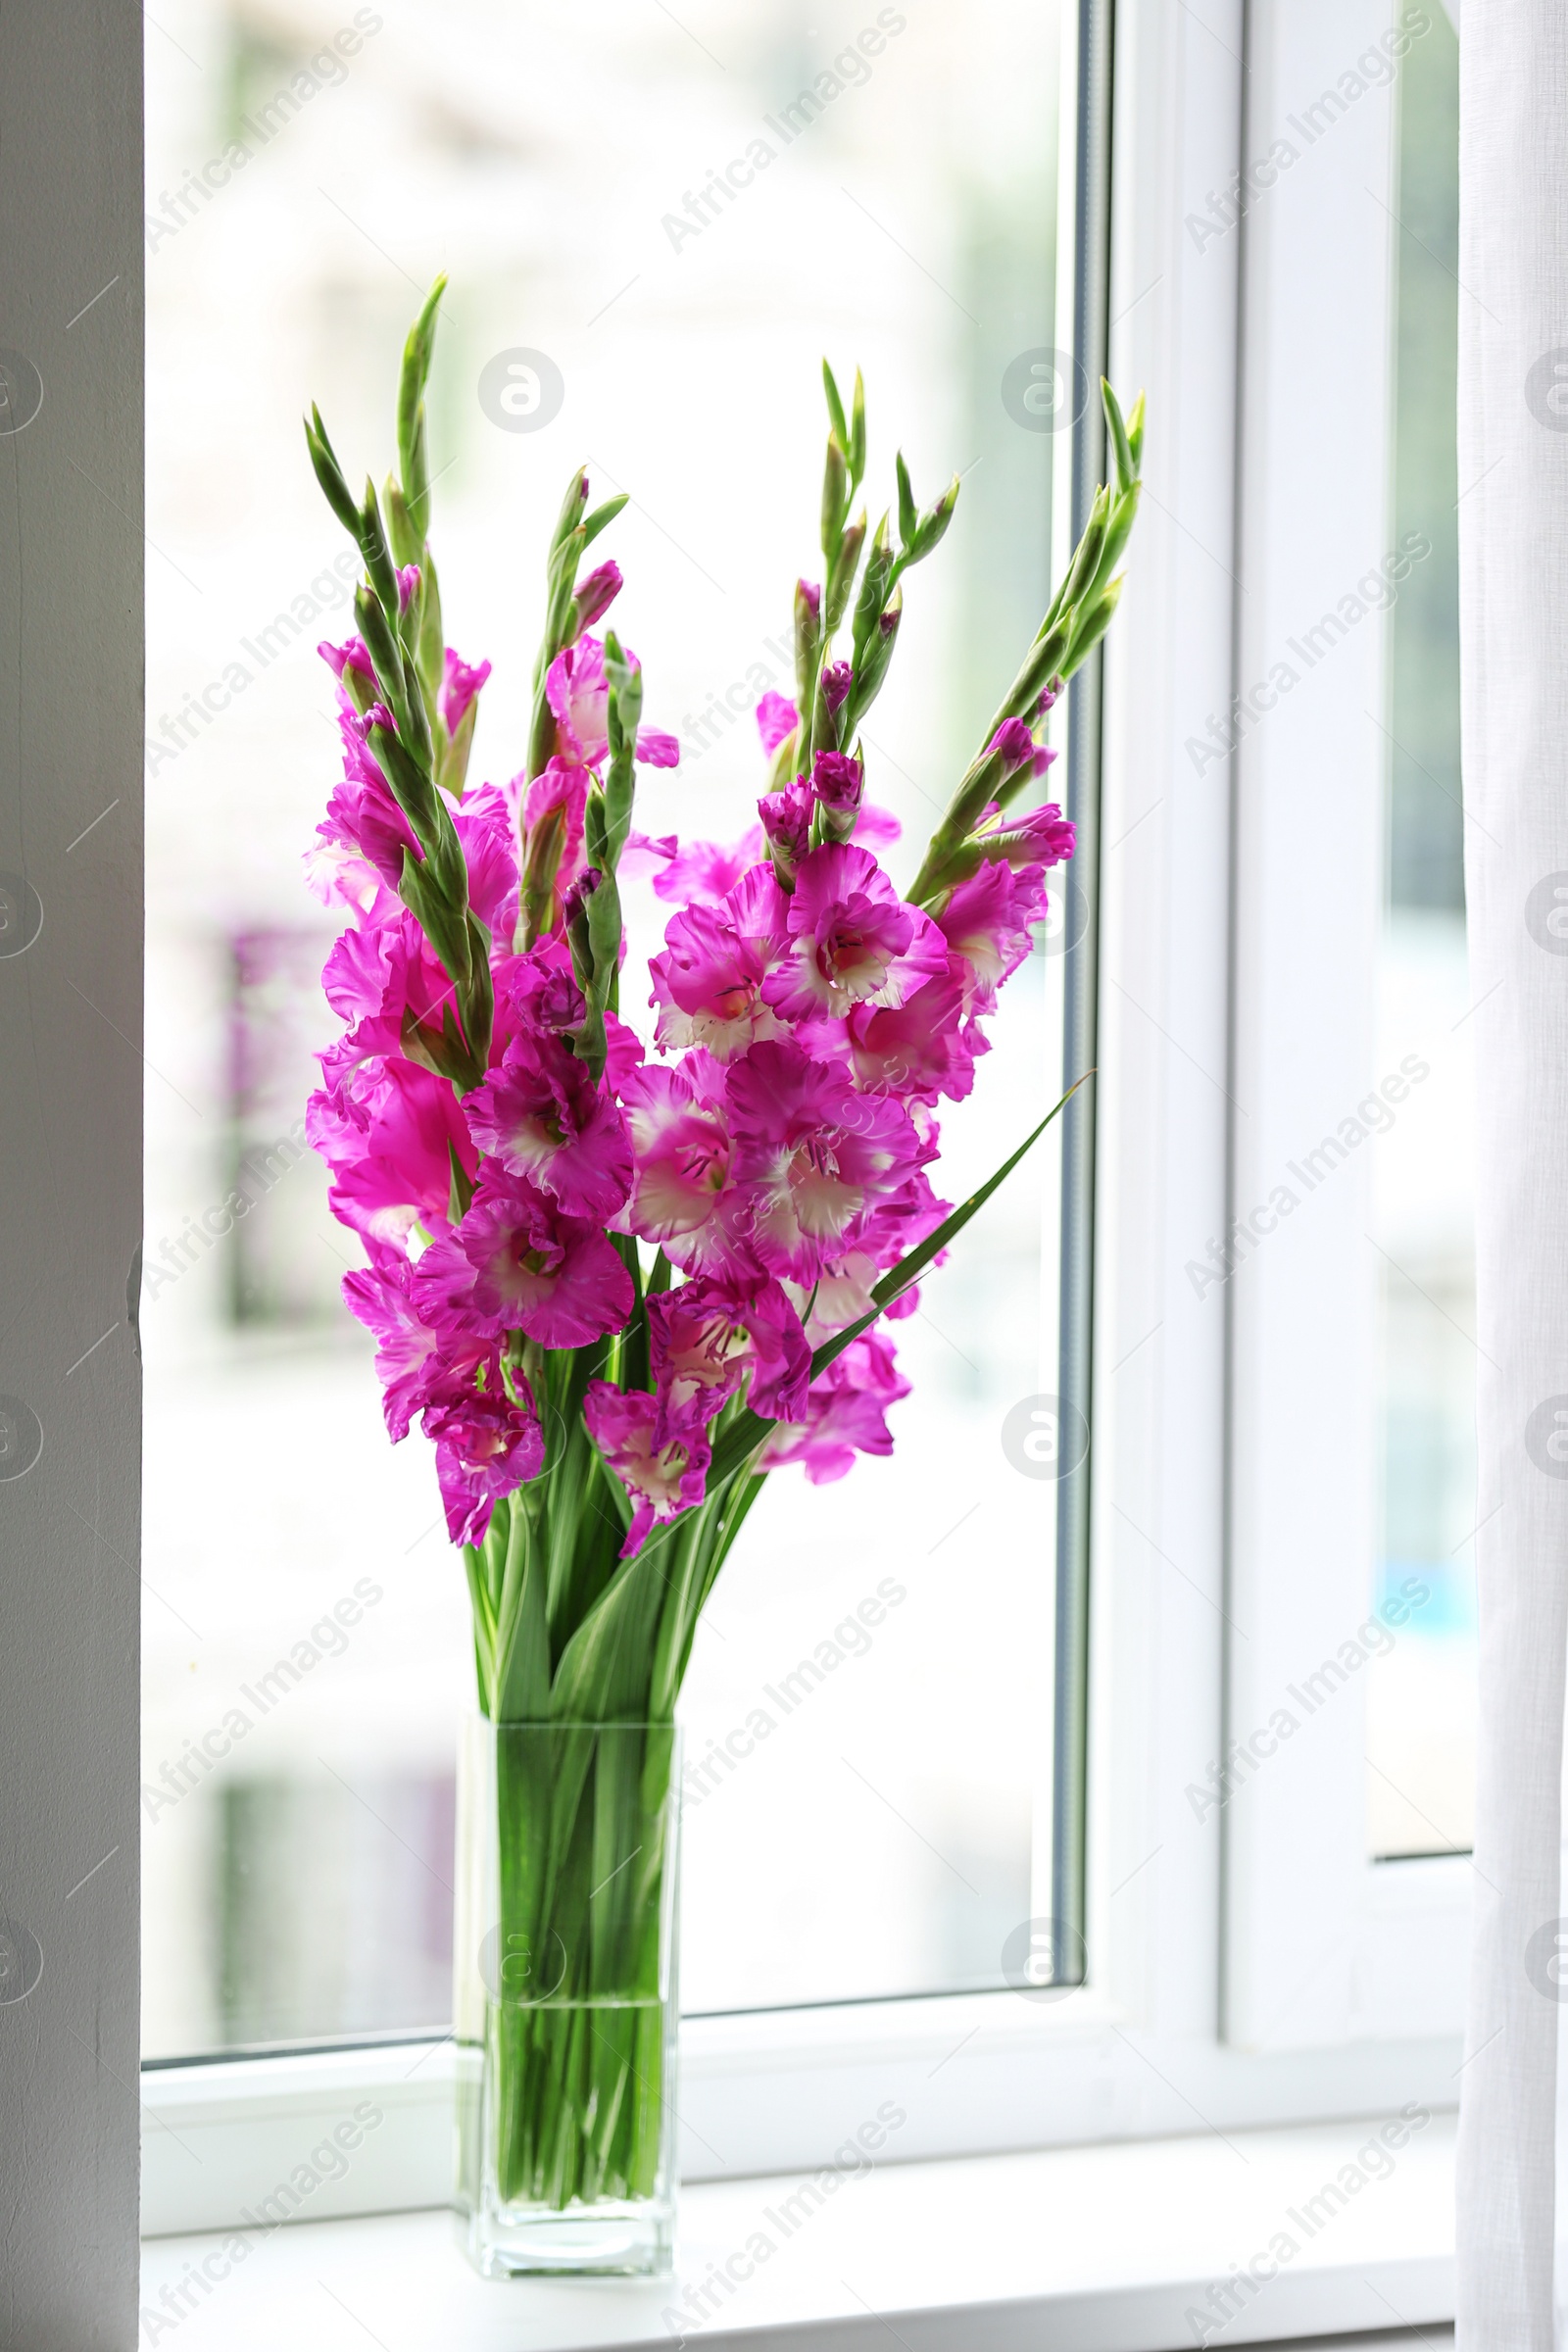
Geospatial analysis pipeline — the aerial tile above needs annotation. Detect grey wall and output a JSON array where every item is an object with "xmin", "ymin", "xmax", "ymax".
[{"xmin": 0, "ymin": 3, "xmax": 144, "ymax": 2343}]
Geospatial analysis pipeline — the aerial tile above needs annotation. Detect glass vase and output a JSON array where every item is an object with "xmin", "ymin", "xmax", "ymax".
[{"xmin": 454, "ymin": 1717, "xmax": 681, "ymax": 2278}]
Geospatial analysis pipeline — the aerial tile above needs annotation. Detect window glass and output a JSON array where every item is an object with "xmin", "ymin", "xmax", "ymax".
[
  {"xmin": 1368, "ymin": 3, "xmax": 1476, "ymax": 1861},
  {"xmin": 142, "ymin": 0, "xmax": 1074, "ymax": 2056}
]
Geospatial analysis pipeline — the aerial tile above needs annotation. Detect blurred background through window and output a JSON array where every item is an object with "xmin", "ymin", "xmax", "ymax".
[{"xmin": 141, "ymin": 0, "xmax": 1076, "ymax": 2056}]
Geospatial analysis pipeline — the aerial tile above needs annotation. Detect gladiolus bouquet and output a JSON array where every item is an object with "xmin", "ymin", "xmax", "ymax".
[{"xmin": 302, "ymin": 278, "xmax": 1141, "ymax": 2272}]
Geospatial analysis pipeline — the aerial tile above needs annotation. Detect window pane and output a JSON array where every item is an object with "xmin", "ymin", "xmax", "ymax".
[
  {"xmin": 1368, "ymin": 4, "xmax": 1476, "ymax": 1862},
  {"xmin": 142, "ymin": 0, "xmax": 1073, "ymax": 2056}
]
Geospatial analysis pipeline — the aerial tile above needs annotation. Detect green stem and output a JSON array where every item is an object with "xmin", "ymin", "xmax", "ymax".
[{"xmin": 484, "ymin": 1721, "xmax": 673, "ymax": 2211}]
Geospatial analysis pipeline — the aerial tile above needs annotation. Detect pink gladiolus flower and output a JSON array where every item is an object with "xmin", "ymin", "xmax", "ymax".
[
  {"xmin": 492, "ymin": 941, "xmax": 584, "ymax": 1054},
  {"xmin": 583, "ymin": 1381, "xmax": 712, "ymax": 1558},
  {"xmin": 758, "ymin": 1332, "xmax": 911, "ymax": 1485},
  {"xmin": 439, "ymin": 649, "xmax": 492, "ymax": 737},
  {"xmin": 544, "ymin": 634, "xmax": 677, "ymax": 771},
  {"xmin": 823, "ymin": 1175, "xmax": 948, "ymax": 1317},
  {"xmin": 318, "ymin": 910, "xmax": 464, "ymax": 1080},
  {"xmin": 619, "ymin": 829, "xmax": 679, "ymax": 883},
  {"xmin": 787, "ymin": 1250, "xmax": 876, "ymax": 1342},
  {"xmin": 396, "ymin": 564, "xmax": 420, "ymax": 612},
  {"xmin": 647, "ymin": 1273, "xmax": 811, "ymax": 1438},
  {"xmin": 935, "ymin": 860, "xmax": 1041, "ymax": 1012},
  {"xmin": 319, "ymin": 634, "xmax": 378, "ymax": 695},
  {"xmin": 820, "ymin": 662, "xmax": 853, "ymax": 713},
  {"xmin": 725, "ymin": 1039, "xmax": 922, "ymax": 1282},
  {"xmin": 425, "ymin": 1382, "xmax": 545, "ymax": 1546},
  {"xmin": 764, "ymin": 843, "xmax": 947, "ymax": 1023},
  {"xmin": 466, "ymin": 1027, "xmax": 632, "ymax": 1218},
  {"xmin": 545, "ymin": 636, "xmax": 616, "ymax": 768},
  {"xmin": 650, "ymin": 829, "xmax": 764, "ymax": 907},
  {"xmin": 756, "ymin": 691, "xmax": 799, "ymax": 756},
  {"xmin": 855, "ymin": 802, "xmax": 903, "ymax": 850},
  {"xmin": 650, "ymin": 864, "xmax": 791, "ymax": 1060},
  {"xmin": 453, "ymin": 782, "xmax": 520, "ymax": 941},
  {"xmin": 519, "ymin": 758, "xmax": 590, "ymax": 888},
  {"xmin": 415, "ymin": 1176, "xmax": 634, "ymax": 1348},
  {"xmin": 304, "ymin": 834, "xmax": 399, "ymax": 922},
  {"xmin": 646, "ymin": 1281, "xmax": 747, "ymax": 1432},
  {"xmin": 309, "ymin": 812, "xmax": 408, "ymax": 920},
  {"xmin": 602, "ymin": 1010, "xmax": 647, "ymax": 1090},
  {"xmin": 845, "ymin": 971, "xmax": 979, "ymax": 1102},
  {"xmin": 316, "ymin": 710, "xmax": 420, "ymax": 891},
  {"xmin": 572, "ymin": 559, "xmax": 622, "ymax": 630},
  {"xmin": 617, "ymin": 1054, "xmax": 753, "ymax": 1275},
  {"xmin": 310, "ymin": 1055, "xmax": 477, "ymax": 1248},
  {"xmin": 340, "ymin": 1250, "xmax": 443, "ymax": 1440},
  {"xmin": 786, "ymin": 1171, "xmax": 949, "ymax": 1347}
]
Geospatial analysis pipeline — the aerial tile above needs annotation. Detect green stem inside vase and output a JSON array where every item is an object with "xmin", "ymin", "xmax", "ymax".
[{"xmin": 487, "ymin": 1721, "xmax": 674, "ymax": 2210}]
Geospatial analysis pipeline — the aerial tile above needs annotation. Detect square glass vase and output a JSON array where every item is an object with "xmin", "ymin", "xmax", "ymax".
[{"xmin": 454, "ymin": 1716, "xmax": 681, "ymax": 2278}]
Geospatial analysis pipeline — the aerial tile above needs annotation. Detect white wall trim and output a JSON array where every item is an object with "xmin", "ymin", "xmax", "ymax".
[{"xmin": 0, "ymin": 2, "xmax": 145, "ymax": 2340}]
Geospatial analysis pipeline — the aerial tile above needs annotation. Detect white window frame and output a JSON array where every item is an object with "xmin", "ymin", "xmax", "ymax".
[
  {"xmin": 133, "ymin": 0, "xmax": 1470, "ymax": 2246},
  {"xmin": 1224, "ymin": 0, "xmax": 1470, "ymax": 2055},
  {"xmin": 0, "ymin": 1, "xmax": 1467, "ymax": 2308}
]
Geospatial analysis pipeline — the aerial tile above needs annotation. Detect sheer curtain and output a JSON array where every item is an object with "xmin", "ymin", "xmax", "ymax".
[{"xmin": 1455, "ymin": 4, "xmax": 1568, "ymax": 2344}]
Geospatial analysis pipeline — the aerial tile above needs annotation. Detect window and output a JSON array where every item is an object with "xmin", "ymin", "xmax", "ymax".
[
  {"xmin": 1225, "ymin": 0, "xmax": 1470, "ymax": 2053},
  {"xmin": 141, "ymin": 0, "xmax": 1085, "ymax": 2067},
  {"xmin": 122, "ymin": 0, "xmax": 1474, "ymax": 2258},
  {"xmin": 1368, "ymin": 2, "xmax": 1476, "ymax": 1863}
]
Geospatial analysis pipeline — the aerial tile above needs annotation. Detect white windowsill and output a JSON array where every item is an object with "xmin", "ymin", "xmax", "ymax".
[{"xmin": 139, "ymin": 2111, "xmax": 1455, "ymax": 2350}]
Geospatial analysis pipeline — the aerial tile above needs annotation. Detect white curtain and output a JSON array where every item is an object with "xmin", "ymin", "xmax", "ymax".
[{"xmin": 1456, "ymin": 6, "xmax": 1568, "ymax": 2345}]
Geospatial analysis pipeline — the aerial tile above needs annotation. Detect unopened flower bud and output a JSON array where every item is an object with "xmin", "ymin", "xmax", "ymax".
[
  {"xmin": 810, "ymin": 749, "xmax": 862, "ymax": 813},
  {"xmin": 759, "ymin": 780, "xmax": 812, "ymax": 886},
  {"xmin": 572, "ymin": 559, "xmax": 623, "ymax": 630},
  {"xmin": 971, "ymin": 803, "xmax": 1077, "ymax": 871},
  {"xmin": 319, "ymin": 636, "xmax": 380, "ymax": 715},
  {"xmin": 821, "ymin": 662, "xmax": 853, "ymax": 714},
  {"xmin": 562, "ymin": 867, "xmax": 601, "ymax": 925},
  {"xmin": 988, "ymin": 717, "xmax": 1037, "ymax": 768},
  {"xmin": 986, "ymin": 718, "xmax": 1056, "ymax": 791},
  {"xmin": 563, "ymin": 866, "xmax": 602, "ymax": 983}
]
